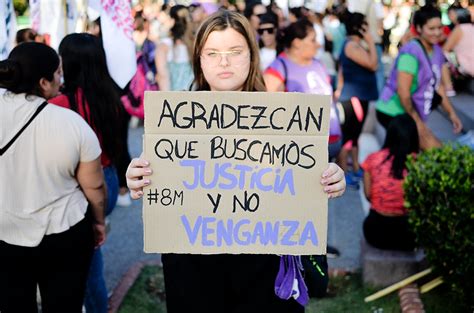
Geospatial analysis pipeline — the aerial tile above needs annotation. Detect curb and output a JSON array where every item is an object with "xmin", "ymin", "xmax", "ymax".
[
  {"xmin": 398, "ymin": 283, "xmax": 425, "ymax": 313},
  {"xmin": 108, "ymin": 259, "xmax": 162, "ymax": 313}
]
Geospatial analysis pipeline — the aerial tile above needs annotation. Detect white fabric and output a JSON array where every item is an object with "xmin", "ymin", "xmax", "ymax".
[
  {"xmin": 90, "ymin": 0, "xmax": 136, "ymax": 89},
  {"xmin": 0, "ymin": 0, "xmax": 17, "ymax": 60},
  {"xmin": 314, "ymin": 23, "xmax": 325, "ymax": 59},
  {"xmin": 172, "ymin": 43, "xmax": 191, "ymax": 63},
  {"xmin": 29, "ymin": 0, "xmax": 41, "ymax": 34},
  {"xmin": 33, "ymin": 0, "xmax": 78, "ymax": 50},
  {"xmin": 306, "ymin": 0, "xmax": 328, "ymax": 13},
  {"xmin": 159, "ymin": 37, "xmax": 173, "ymax": 62},
  {"xmin": 259, "ymin": 47, "xmax": 276, "ymax": 72},
  {"xmin": 160, "ymin": 38, "xmax": 191, "ymax": 63},
  {"xmin": 0, "ymin": 93, "xmax": 101, "ymax": 247}
]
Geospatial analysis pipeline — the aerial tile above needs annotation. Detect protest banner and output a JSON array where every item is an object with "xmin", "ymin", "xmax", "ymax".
[{"xmin": 143, "ymin": 91, "xmax": 330, "ymax": 255}]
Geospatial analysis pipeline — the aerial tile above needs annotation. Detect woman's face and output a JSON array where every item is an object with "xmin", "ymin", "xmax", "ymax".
[
  {"xmin": 258, "ymin": 23, "xmax": 276, "ymax": 48},
  {"xmin": 250, "ymin": 4, "xmax": 266, "ymax": 30},
  {"xmin": 41, "ymin": 65, "xmax": 62, "ymax": 99},
  {"xmin": 200, "ymin": 28, "xmax": 251, "ymax": 92},
  {"xmin": 418, "ymin": 17, "xmax": 442, "ymax": 45},
  {"xmin": 296, "ymin": 29, "xmax": 319, "ymax": 60}
]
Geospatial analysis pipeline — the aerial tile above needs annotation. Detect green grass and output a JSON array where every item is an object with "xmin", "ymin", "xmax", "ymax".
[
  {"xmin": 306, "ymin": 274, "xmax": 401, "ymax": 313},
  {"xmin": 118, "ymin": 266, "xmax": 167, "ymax": 313},
  {"xmin": 118, "ymin": 266, "xmax": 469, "ymax": 313}
]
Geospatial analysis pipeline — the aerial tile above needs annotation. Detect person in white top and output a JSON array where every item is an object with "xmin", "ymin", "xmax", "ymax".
[
  {"xmin": 0, "ymin": 42, "xmax": 106, "ymax": 312},
  {"xmin": 258, "ymin": 12, "xmax": 278, "ymax": 72},
  {"xmin": 443, "ymin": 8, "xmax": 474, "ymax": 77},
  {"xmin": 155, "ymin": 5, "xmax": 194, "ymax": 91}
]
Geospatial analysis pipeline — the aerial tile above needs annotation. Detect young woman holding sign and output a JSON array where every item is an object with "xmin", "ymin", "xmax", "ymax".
[{"xmin": 126, "ymin": 10, "xmax": 346, "ymax": 313}]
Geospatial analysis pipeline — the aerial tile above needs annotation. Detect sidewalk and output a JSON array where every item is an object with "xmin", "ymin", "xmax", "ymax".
[
  {"xmin": 103, "ymin": 92, "xmax": 473, "ymax": 295},
  {"xmin": 102, "ymin": 126, "xmax": 159, "ymax": 294}
]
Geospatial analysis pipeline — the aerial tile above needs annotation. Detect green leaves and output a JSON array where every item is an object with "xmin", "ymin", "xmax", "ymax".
[{"xmin": 404, "ymin": 144, "xmax": 474, "ymax": 305}]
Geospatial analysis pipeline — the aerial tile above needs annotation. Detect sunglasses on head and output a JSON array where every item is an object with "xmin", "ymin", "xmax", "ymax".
[{"xmin": 257, "ymin": 27, "xmax": 275, "ymax": 35}]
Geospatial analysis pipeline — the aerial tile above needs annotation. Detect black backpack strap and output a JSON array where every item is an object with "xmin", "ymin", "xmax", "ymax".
[
  {"xmin": 415, "ymin": 39, "xmax": 437, "ymax": 87},
  {"xmin": 0, "ymin": 101, "xmax": 48, "ymax": 156}
]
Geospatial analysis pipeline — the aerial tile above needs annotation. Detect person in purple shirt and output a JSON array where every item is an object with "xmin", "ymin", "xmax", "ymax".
[
  {"xmin": 264, "ymin": 18, "xmax": 344, "ymax": 295},
  {"xmin": 376, "ymin": 5, "xmax": 462, "ymax": 150},
  {"xmin": 263, "ymin": 19, "xmax": 342, "ymax": 161}
]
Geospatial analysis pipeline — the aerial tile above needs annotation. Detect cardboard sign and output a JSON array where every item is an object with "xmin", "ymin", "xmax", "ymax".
[{"xmin": 143, "ymin": 91, "xmax": 330, "ymax": 255}]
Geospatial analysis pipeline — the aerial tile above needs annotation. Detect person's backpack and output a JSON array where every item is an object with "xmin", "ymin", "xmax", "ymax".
[{"xmin": 122, "ymin": 41, "xmax": 158, "ymax": 119}]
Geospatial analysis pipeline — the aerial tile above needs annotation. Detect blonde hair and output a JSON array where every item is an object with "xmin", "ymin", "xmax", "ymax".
[{"xmin": 191, "ymin": 10, "xmax": 266, "ymax": 91}]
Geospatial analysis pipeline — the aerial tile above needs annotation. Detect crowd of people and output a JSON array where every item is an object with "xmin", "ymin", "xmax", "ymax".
[{"xmin": 1, "ymin": 0, "xmax": 473, "ymax": 312}]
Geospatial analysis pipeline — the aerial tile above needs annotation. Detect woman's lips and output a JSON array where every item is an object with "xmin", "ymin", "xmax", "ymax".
[{"xmin": 218, "ymin": 72, "xmax": 233, "ymax": 79}]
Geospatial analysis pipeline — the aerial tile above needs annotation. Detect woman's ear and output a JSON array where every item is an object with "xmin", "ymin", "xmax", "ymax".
[
  {"xmin": 415, "ymin": 25, "xmax": 422, "ymax": 35},
  {"xmin": 38, "ymin": 77, "xmax": 49, "ymax": 94},
  {"xmin": 38, "ymin": 77, "xmax": 52, "ymax": 98},
  {"xmin": 293, "ymin": 38, "xmax": 302, "ymax": 49}
]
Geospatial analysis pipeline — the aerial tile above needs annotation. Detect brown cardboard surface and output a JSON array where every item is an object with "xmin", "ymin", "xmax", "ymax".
[{"xmin": 143, "ymin": 91, "xmax": 330, "ymax": 255}]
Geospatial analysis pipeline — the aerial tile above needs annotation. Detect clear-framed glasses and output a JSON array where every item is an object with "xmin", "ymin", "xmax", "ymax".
[{"xmin": 200, "ymin": 49, "xmax": 250, "ymax": 66}]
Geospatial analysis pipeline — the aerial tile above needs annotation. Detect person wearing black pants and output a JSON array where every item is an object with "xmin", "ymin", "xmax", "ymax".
[
  {"xmin": 0, "ymin": 215, "xmax": 95, "ymax": 313},
  {"xmin": 0, "ymin": 43, "xmax": 106, "ymax": 313},
  {"xmin": 363, "ymin": 210, "xmax": 415, "ymax": 251}
]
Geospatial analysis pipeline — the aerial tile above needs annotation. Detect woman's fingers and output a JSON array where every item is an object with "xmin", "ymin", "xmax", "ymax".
[
  {"xmin": 321, "ymin": 163, "xmax": 346, "ymax": 199},
  {"xmin": 126, "ymin": 158, "xmax": 153, "ymax": 200},
  {"xmin": 324, "ymin": 180, "xmax": 346, "ymax": 199},
  {"xmin": 321, "ymin": 163, "xmax": 343, "ymax": 184},
  {"xmin": 452, "ymin": 116, "xmax": 463, "ymax": 134}
]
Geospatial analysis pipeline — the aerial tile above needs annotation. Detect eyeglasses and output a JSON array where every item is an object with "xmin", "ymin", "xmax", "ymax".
[
  {"xmin": 257, "ymin": 27, "xmax": 275, "ymax": 35},
  {"xmin": 200, "ymin": 50, "xmax": 250, "ymax": 66}
]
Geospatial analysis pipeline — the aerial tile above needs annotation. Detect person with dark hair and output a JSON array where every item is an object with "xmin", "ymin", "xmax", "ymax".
[
  {"xmin": 335, "ymin": 11, "xmax": 378, "ymax": 187},
  {"xmin": 48, "ymin": 33, "xmax": 123, "ymax": 313},
  {"xmin": 362, "ymin": 114, "xmax": 419, "ymax": 251},
  {"xmin": 258, "ymin": 12, "xmax": 278, "ymax": 71},
  {"xmin": 346, "ymin": 0, "xmax": 385, "ymax": 93},
  {"xmin": 126, "ymin": 11, "xmax": 346, "ymax": 313},
  {"xmin": 443, "ymin": 8, "xmax": 474, "ymax": 77},
  {"xmin": 264, "ymin": 19, "xmax": 342, "ymax": 162},
  {"xmin": 288, "ymin": 7, "xmax": 305, "ymax": 23},
  {"xmin": 15, "ymin": 28, "xmax": 37, "ymax": 44},
  {"xmin": 155, "ymin": 5, "xmax": 194, "ymax": 91},
  {"xmin": 243, "ymin": 1, "xmax": 267, "ymax": 35},
  {"xmin": 85, "ymin": 16, "xmax": 133, "ymax": 207},
  {"xmin": 264, "ymin": 17, "xmax": 344, "ymax": 289},
  {"xmin": 448, "ymin": 5, "xmax": 471, "ymax": 26},
  {"xmin": 376, "ymin": 5, "xmax": 462, "ymax": 150},
  {"xmin": 455, "ymin": 7, "xmax": 473, "ymax": 24},
  {"xmin": 0, "ymin": 42, "xmax": 106, "ymax": 312}
]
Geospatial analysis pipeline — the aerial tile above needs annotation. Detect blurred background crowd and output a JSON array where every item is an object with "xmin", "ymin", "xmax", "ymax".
[{"xmin": 1, "ymin": 0, "xmax": 473, "ymax": 312}]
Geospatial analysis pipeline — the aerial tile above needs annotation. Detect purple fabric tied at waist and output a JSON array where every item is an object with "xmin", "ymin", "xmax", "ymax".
[{"xmin": 275, "ymin": 255, "xmax": 309, "ymax": 306}]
